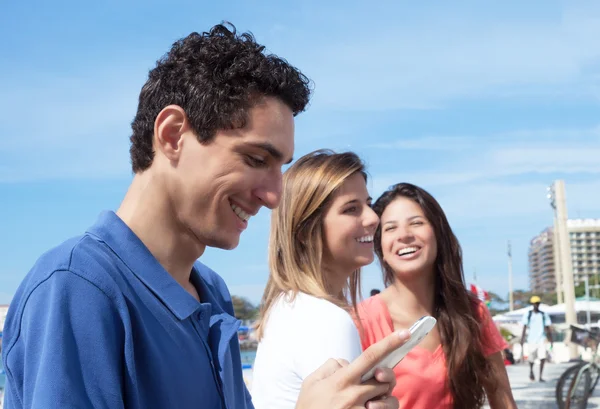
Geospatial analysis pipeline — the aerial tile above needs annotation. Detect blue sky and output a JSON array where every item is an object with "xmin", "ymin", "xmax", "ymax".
[{"xmin": 1, "ymin": 0, "xmax": 600, "ymax": 305}]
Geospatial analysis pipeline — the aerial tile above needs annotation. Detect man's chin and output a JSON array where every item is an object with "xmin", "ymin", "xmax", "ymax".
[{"xmin": 207, "ymin": 234, "xmax": 241, "ymax": 251}]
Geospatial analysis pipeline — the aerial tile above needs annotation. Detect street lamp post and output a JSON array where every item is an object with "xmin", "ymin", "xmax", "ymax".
[
  {"xmin": 553, "ymin": 216, "xmax": 564, "ymax": 305},
  {"xmin": 548, "ymin": 184, "xmax": 563, "ymax": 304},
  {"xmin": 508, "ymin": 241, "xmax": 514, "ymax": 312},
  {"xmin": 548, "ymin": 180, "xmax": 578, "ymax": 360}
]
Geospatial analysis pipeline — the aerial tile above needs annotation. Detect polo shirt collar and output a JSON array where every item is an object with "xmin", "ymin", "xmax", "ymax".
[
  {"xmin": 86, "ymin": 210, "xmax": 201, "ymax": 320},
  {"xmin": 192, "ymin": 267, "xmax": 239, "ymax": 329}
]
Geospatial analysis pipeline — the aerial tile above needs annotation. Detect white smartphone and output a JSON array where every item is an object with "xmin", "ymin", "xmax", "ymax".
[{"xmin": 360, "ymin": 315, "xmax": 437, "ymax": 382}]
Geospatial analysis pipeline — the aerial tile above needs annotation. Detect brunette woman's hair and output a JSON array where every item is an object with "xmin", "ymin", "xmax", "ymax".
[{"xmin": 372, "ymin": 182, "xmax": 496, "ymax": 409}]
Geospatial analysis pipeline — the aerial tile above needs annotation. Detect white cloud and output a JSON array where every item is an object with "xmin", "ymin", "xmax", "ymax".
[
  {"xmin": 370, "ymin": 136, "xmax": 478, "ymax": 151},
  {"xmin": 438, "ymin": 180, "xmax": 600, "ymax": 222},
  {"xmin": 491, "ymin": 147, "xmax": 600, "ymax": 174},
  {"xmin": 296, "ymin": 5, "xmax": 600, "ymax": 110},
  {"xmin": 369, "ymin": 127, "xmax": 600, "ymax": 193},
  {"xmin": 0, "ymin": 65, "xmax": 145, "ymax": 181},
  {"xmin": 5, "ymin": 3, "xmax": 600, "ymax": 182},
  {"xmin": 371, "ymin": 127, "xmax": 600, "ymax": 151},
  {"xmin": 0, "ymin": 141, "xmax": 132, "ymax": 183},
  {"xmin": 0, "ymin": 73, "xmax": 141, "ymax": 150}
]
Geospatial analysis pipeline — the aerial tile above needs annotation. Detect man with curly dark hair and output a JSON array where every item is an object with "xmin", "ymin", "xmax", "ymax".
[{"xmin": 2, "ymin": 22, "xmax": 404, "ymax": 409}]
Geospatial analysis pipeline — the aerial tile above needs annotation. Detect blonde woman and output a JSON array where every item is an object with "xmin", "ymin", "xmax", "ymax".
[{"xmin": 251, "ymin": 150, "xmax": 400, "ymax": 409}]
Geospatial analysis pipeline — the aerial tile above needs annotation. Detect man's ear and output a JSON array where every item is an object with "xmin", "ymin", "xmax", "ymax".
[{"xmin": 153, "ymin": 105, "xmax": 189, "ymax": 163}]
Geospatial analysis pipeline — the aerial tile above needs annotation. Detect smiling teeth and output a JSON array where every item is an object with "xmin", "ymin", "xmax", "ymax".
[
  {"xmin": 231, "ymin": 204, "xmax": 250, "ymax": 222},
  {"xmin": 356, "ymin": 236, "xmax": 373, "ymax": 243},
  {"xmin": 398, "ymin": 247, "xmax": 419, "ymax": 256}
]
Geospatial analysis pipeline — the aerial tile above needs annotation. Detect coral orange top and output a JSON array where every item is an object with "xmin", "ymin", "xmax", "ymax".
[{"xmin": 356, "ymin": 295, "xmax": 507, "ymax": 409}]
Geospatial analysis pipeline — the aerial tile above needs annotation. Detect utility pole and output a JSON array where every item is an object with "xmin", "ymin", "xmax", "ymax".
[
  {"xmin": 548, "ymin": 180, "xmax": 578, "ymax": 359},
  {"xmin": 508, "ymin": 240, "xmax": 514, "ymax": 311},
  {"xmin": 553, "ymin": 213, "xmax": 564, "ymax": 305}
]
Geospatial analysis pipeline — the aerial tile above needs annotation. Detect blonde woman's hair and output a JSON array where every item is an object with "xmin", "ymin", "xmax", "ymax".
[{"xmin": 255, "ymin": 149, "xmax": 366, "ymax": 339}]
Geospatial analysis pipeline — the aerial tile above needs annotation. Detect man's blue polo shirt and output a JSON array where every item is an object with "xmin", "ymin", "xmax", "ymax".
[{"xmin": 1, "ymin": 211, "xmax": 254, "ymax": 409}]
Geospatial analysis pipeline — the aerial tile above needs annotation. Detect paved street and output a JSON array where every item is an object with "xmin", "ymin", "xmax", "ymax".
[
  {"xmin": 245, "ymin": 360, "xmax": 600, "ymax": 408},
  {"xmin": 484, "ymin": 362, "xmax": 600, "ymax": 408}
]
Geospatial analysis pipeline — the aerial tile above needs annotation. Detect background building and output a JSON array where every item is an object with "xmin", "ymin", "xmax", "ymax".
[
  {"xmin": 529, "ymin": 219, "xmax": 600, "ymax": 294},
  {"xmin": 529, "ymin": 228, "xmax": 555, "ymax": 293},
  {"xmin": 570, "ymin": 219, "xmax": 600, "ymax": 287}
]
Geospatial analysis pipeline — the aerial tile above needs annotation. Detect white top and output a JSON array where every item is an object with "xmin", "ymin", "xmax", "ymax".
[{"xmin": 250, "ymin": 292, "xmax": 362, "ymax": 409}]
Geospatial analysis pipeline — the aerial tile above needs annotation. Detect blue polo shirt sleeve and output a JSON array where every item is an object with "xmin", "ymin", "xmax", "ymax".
[{"xmin": 3, "ymin": 270, "xmax": 125, "ymax": 409}]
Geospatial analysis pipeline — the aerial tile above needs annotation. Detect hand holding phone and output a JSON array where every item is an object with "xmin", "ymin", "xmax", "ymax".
[
  {"xmin": 360, "ymin": 315, "xmax": 437, "ymax": 382},
  {"xmin": 296, "ymin": 329, "xmax": 410, "ymax": 409}
]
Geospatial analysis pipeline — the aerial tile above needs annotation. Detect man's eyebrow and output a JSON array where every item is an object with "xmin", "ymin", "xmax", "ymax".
[{"xmin": 246, "ymin": 142, "xmax": 293, "ymax": 164}]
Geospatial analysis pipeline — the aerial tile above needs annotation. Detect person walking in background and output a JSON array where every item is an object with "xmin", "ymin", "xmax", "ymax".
[{"xmin": 520, "ymin": 295, "xmax": 553, "ymax": 382}]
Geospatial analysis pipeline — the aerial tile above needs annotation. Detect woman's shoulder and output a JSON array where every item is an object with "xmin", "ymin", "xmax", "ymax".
[
  {"xmin": 358, "ymin": 293, "xmax": 386, "ymax": 313},
  {"xmin": 357, "ymin": 293, "xmax": 391, "ymax": 325},
  {"xmin": 275, "ymin": 293, "xmax": 361, "ymax": 348}
]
